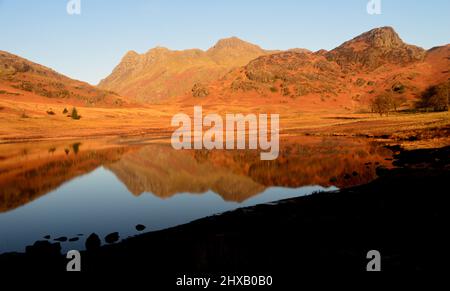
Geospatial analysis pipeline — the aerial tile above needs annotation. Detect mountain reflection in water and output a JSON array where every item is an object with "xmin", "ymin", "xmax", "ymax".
[{"xmin": 0, "ymin": 136, "xmax": 393, "ymax": 253}]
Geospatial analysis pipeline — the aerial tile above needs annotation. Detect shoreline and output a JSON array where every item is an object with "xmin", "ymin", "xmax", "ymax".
[{"xmin": 1, "ymin": 144, "xmax": 448, "ymax": 272}]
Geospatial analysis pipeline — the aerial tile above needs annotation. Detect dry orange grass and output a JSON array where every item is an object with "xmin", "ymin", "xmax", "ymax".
[{"xmin": 1, "ymin": 97, "xmax": 449, "ymax": 149}]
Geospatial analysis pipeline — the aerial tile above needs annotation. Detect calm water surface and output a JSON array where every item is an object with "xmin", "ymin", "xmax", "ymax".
[{"xmin": 0, "ymin": 136, "xmax": 393, "ymax": 253}]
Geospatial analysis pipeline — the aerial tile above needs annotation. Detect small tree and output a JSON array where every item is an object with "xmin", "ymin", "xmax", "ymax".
[
  {"xmin": 63, "ymin": 108, "xmax": 68, "ymax": 114},
  {"xmin": 371, "ymin": 94, "xmax": 393, "ymax": 116},
  {"xmin": 71, "ymin": 107, "xmax": 81, "ymax": 120}
]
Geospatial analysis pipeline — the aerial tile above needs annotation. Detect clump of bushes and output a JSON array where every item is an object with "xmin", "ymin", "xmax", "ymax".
[
  {"xmin": 294, "ymin": 84, "xmax": 309, "ymax": 97},
  {"xmin": 230, "ymin": 80, "xmax": 257, "ymax": 92},
  {"xmin": 192, "ymin": 83, "xmax": 209, "ymax": 98},
  {"xmin": 355, "ymin": 78, "xmax": 366, "ymax": 87},
  {"xmin": 281, "ymin": 86, "xmax": 291, "ymax": 96},
  {"xmin": 415, "ymin": 82, "xmax": 449, "ymax": 112},
  {"xmin": 269, "ymin": 86, "xmax": 278, "ymax": 93},
  {"xmin": 12, "ymin": 81, "xmax": 34, "ymax": 92}
]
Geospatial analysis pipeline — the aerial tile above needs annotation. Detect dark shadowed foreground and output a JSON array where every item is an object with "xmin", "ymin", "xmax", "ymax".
[{"xmin": 0, "ymin": 146, "xmax": 449, "ymax": 274}]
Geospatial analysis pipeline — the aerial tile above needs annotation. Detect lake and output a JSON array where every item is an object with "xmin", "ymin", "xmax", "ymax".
[{"xmin": 0, "ymin": 136, "xmax": 393, "ymax": 253}]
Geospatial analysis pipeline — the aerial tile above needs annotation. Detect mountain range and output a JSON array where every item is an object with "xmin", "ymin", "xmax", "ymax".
[
  {"xmin": 180, "ymin": 27, "xmax": 449, "ymax": 112},
  {"xmin": 1, "ymin": 27, "xmax": 449, "ymax": 112}
]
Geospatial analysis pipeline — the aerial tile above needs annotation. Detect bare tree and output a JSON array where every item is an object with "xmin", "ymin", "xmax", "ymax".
[{"xmin": 371, "ymin": 94, "xmax": 392, "ymax": 116}]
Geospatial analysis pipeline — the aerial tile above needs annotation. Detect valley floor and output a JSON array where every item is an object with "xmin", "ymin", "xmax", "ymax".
[{"xmin": 1, "ymin": 98, "xmax": 449, "ymax": 149}]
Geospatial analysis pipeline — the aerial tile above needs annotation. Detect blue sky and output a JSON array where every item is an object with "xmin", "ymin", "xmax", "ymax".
[{"xmin": 0, "ymin": 0, "xmax": 449, "ymax": 85}]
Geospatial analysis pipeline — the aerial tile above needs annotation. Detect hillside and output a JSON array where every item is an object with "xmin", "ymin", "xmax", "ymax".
[
  {"xmin": 180, "ymin": 27, "xmax": 449, "ymax": 113},
  {"xmin": 0, "ymin": 51, "xmax": 128, "ymax": 107},
  {"xmin": 325, "ymin": 26, "xmax": 426, "ymax": 70},
  {"xmin": 98, "ymin": 37, "xmax": 273, "ymax": 102}
]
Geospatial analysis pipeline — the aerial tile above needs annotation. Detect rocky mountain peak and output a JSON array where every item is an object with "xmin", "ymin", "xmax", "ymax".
[
  {"xmin": 326, "ymin": 26, "xmax": 426, "ymax": 70},
  {"xmin": 356, "ymin": 26, "xmax": 404, "ymax": 49}
]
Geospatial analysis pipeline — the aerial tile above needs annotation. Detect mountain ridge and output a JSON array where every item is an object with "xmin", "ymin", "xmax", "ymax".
[
  {"xmin": 97, "ymin": 37, "xmax": 274, "ymax": 102},
  {"xmin": 0, "ymin": 50, "xmax": 129, "ymax": 107}
]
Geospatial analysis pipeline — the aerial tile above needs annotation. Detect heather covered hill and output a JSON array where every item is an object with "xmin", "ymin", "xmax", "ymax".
[
  {"xmin": 98, "ymin": 37, "xmax": 273, "ymax": 103},
  {"xmin": 0, "ymin": 51, "xmax": 128, "ymax": 107}
]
